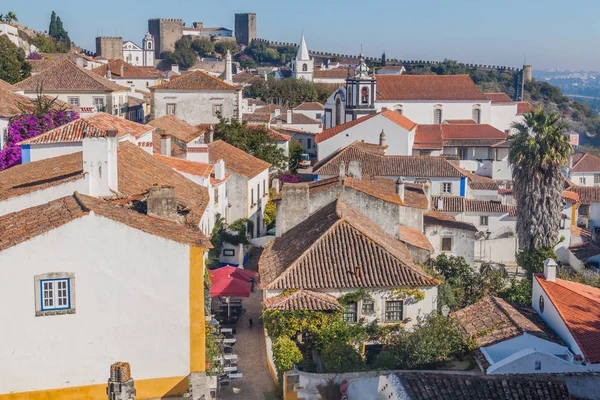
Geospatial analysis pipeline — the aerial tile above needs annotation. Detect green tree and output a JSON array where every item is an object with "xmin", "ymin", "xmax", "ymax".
[
  {"xmin": 48, "ymin": 11, "xmax": 71, "ymax": 52},
  {"xmin": 381, "ymin": 51, "xmax": 386, "ymax": 66},
  {"xmin": 207, "ymin": 214, "xmax": 249, "ymax": 269},
  {"xmin": 264, "ymin": 188, "xmax": 277, "ymax": 228},
  {"xmin": 5, "ymin": 11, "xmax": 17, "ymax": 23},
  {"xmin": 510, "ymin": 108, "xmax": 571, "ymax": 251},
  {"xmin": 272, "ymin": 336, "xmax": 303, "ymax": 376},
  {"xmin": 214, "ymin": 117, "xmax": 287, "ymax": 170},
  {"xmin": 191, "ymin": 37, "xmax": 214, "ymax": 57},
  {"xmin": 0, "ymin": 36, "xmax": 31, "ymax": 83},
  {"xmin": 321, "ymin": 341, "xmax": 364, "ymax": 373},
  {"xmin": 165, "ymin": 39, "xmax": 197, "ymax": 70},
  {"xmin": 30, "ymin": 33, "xmax": 58, "ymax": 53},
  {"xmin": 288, "ymin": 140, "xmax": 304, "ymax": 173},
  {"xmin": 215, "ymin": 41, "xmax": 239, "ymax": 55}
]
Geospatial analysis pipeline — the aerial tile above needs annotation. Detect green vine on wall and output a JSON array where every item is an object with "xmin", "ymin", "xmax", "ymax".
[
  {"xmin": 337, "ymin": 289, "xmax": 373, "ymax": 305},
  {"xmin": 391, "ymin": 288, "xmax": 425, "ymax": 302}
]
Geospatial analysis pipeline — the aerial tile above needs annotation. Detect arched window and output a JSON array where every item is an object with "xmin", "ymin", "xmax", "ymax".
[
  {"xmin": 347, "ymin": 86, "xmax": 353, "ymax": 106},
  {"xmin": 335, "ymin": 97, "xmax": 342, "ymax": 126},
  {"xmin": 433, "ymin": 105, "xmax": 443, "ymax": 124},
  {"xmin": 361, "ymin": 87, "xmax": 369, "ymax": 104},
  {"xmin": 148, "ymin": 42, "xmax": 152, "ymax": 50},
  {"xmin": 394, "ymin": 105, "xmax": 403, "ymax": 115},
  {"xmin": 302, "ymin": 63, "xmax": 308, "ymax": 72},
  {"xmin": 472, "ymin": 105, "xmax": 481, "ymax": 124}
]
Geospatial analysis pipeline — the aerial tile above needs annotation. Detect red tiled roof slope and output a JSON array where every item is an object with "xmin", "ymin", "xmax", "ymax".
[
  {"xmin": 398, "ymin": 225, "xmax": 434, "ymax": 251},
  {"xmin": 264, "ymin": 290, "xmax": 342, "ymax": 311},
  {"xmin": 571, "ymin": 152, "xmax": 600, "ymax": 173},
  {"xmin": 207, "ymin": 140, "xmax": 270, "ymax": 178},
  {"xmin": 92, "ymin": 59, "xmax": 163, "ymax": 79},
  {"xmin": 150, "ymin": 70, "xmax": 239, "ymax": 91},
  {"xmin": 484, "ymin": 92, "xmax": 514, "ymax": 103},
  {"xmin": 343, "ymin": 177, "xmax": 429, "ymax": 209},
  {"xmin": 424, "ymin": 211, "xmax": 477, "ymax": 232},
  {"xmin": 375, "ymin": 74, "xmax": 488, "ymax": 101},
  {"xmin": 148, "ymin": 115, "xmax": 204, "ymax": 143}
]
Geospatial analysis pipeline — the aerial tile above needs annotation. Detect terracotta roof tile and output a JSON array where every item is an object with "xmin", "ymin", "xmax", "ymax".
[
  {"xmin": 571, "ymin": 151, "xmax": 600, "ymax": 173},
  {"xmin": 92, "ymin": 59, "xmax": 163, "ymax": 79},
  {"xmin": 570, "ymin": 225, "xmax": 592, "ymax": 240},
  {"xmin": 267, "ymin": 128, "xmax": 292, "ymax": 142},
  {"xmin": 16, "ymin": 59, "xmax": 128, "ymax": 92},
  {"xmin": 398, "ymin": 372, "xmax": 570, "ymax": 400},
  {"xmin": 259, "ymin": 199, "xmax": 439, "ymax": 290},
  {"xmin": 566, "ymin": 185, "xmax": 600, "ymax": 205},
  {"xmin": 455, "ymin": 167, "xmax": 499, "ymax": 191},
  {"xmin": 264, "ymin": 290, "xmax": 342, "ymax": 311},
  {"xmin": 0, "ymin": 78, "xmax": 76, "ymax": 118},
  {"xmin": 0, "ymin": 192, "xmax": 208, "ymax": 252},
  {"xmin": 154, "ymin": 154, "xmax": 213, "ymax": 178},
  {"xmin": 232, "ymin": 72, "xmax": 262, "ymax": 84},
  {"xmin": 272, "ymin": 113, "xmax": 321, "ymax": 125},
  {"xmin": 415, "ymin": 124, "xmax": 508, "ymax": 149},
  {"xmin": 424, "ymin": 211, "xmax": 477, "ymax": 232},
  {"xmin": 375, "ymin": 75, "xmax": 488, "ymax": 101},
  {"xmin": 150, "ymin": 70, "xmax": 239, "ymax": 91},
  {"xmin": 313, "ymin": 142, "xmax": 465, "ymax": 178},
  {"xmin": 398, "ymin": 225, "xmax": 434, "ymax": 251},
  {"xmin": 313, "ymin": 67, "xmax": 351, "ymax": 79},
  {"xmin": 18, "ymin": 113, "xmax": 153, "ymax": 145},
  {"xmin": 293, "ymin": 102, "xmax": 325, "ymax": 111},
  {"xmin": 484, "ymin": 92, "xmax": 514, "ymax": 103},
  {"xmin": 207, "ymin": 140, "xmax": 270, "ymax": 179},
  {"xmin": 243, "ymin": 113, "xmax": 271, "ymax": 123},
  {"xmin": 432, "ymin": 196, "xmax": 517, "ymax": 216},
  {"xmin": 562, "ymin": 190, "xmax": 579, "ymax": 203},
  {"xmin": 535, "ymin": 275, "xmax": 600, "ymax": 363},
  {"xmin": 517, "ymin": 101, "xmax": 534, "ymax": 115},
  {"xmin": 343, "ymin": 176, "xmax": 429, "ymax": 209},
  {"xmin": 28, "ymin": 59, "xmax": 58, "ymax": 74},
  {"xmin": 148, "ymin": 115, "xmax": 204, "ymax": 143},
  {"xmin": 444, "ymin": 119, "xmax": 477, "ymax": 124},
  {"xmin": 152, "ymin": 130, "xmax": 185, "ymax": 157}
]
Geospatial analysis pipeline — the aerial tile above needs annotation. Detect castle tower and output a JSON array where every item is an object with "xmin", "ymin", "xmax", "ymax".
[
  {"xmin": 523, "ymin": 64, "xmax": 533, "ymax": 82},
  {"xmin": 142, "ymin": 32, "xmax": 155, "ymax": 67},
  {"xmin": 224, "ymin": 50, "xmax": 233, "ymax": 84},
  {"xmin": 148, "ymin": 18, "xmax": 183, "ymax": 59},
  {"xmin": 292, "ymin": 33, "xmax": 313, "ymax": 82},
  {"xmin": 235, "ymin": 13, "xmax": 257, "ymax": 46},
  {"xmin": 344, "ymin": 53, "xmax": 376, "ymax": 122},
  {"xmin": 96, "ymin": 37, "xmax": 123, "ymax": 60}
]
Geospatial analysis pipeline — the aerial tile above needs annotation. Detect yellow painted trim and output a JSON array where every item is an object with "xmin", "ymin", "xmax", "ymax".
[
  {"xmin": 0, "ymin": 375, "xmax": 189, "ymax": 400},
  {"xmin": 264, "ymin": 331, "xmax": 278, "ymax": 383},
  {"xmin": 572, "ymin": 203, "xmax": 578, "ymax": 226},
  {"xmin": 190, "ymin": 246, "xmax": 206, "ymax": 373}
]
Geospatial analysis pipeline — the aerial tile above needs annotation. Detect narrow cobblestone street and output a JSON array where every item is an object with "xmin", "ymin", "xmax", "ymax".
[{"xmin": 218, "ymin": 249, "xmax": 275, "ymax": 400}]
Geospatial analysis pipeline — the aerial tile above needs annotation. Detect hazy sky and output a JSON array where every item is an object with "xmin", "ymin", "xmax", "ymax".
[{"xmin": 3, "ymin": 0, "xmax": 598, "ymax": 70}]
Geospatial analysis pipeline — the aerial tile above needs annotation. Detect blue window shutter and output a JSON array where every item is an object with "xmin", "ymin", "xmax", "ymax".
[{"xmin": 460, "ymin": 177, "xmax": 467, "ymax": 197}]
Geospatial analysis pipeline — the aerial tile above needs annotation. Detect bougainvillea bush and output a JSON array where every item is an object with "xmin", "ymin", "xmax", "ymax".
[{"xmin": 0, "ymin": 109, "xmax": 78, "ymax": 170}]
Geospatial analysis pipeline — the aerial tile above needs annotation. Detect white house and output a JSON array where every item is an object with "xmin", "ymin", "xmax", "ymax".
[
  {"xmin": 424, "ymin": 211, "xmax": 477, "ymax": 265},
  {"xmin": 452, "ymin": 295, "xmax": 586, "ymax": 375},
  {"xmin": 150, "ymin": 70, "xmax": 242, "ymax": 125},
  {"xmin": 293, "ymin": 102, "xmax": 324, "ymax": 121},
  {"xmin": 91, "ymin": 59, "xmax": 163, "ymax": 93},
  {"xmin": 271, "ymin": 109, "xmax": 322, "ymax": 134},
  {"xmin": 567, "ymin": 151, "xmax": 600, "ymax": 187},
  {"xmin": 15, "ymin": 59, "xmax": 130, "ymax": 118},
  {"xmin": 207, "ymin": 140, "xmax": 270, "ymax": 238},
  {"xmin": 0, "ymin": 190, "xmax": 212, "ymax": 399},
  {"xmin": 122, "ymin": 32, "xmax": 155, "ymax": 67},
  {"xmin": 261, "ymin": 199, "xmax": 440, "ymax": 330},
  {"xmin": 531, "ymin": 260, "xmax": 600, "ymax": 372}
]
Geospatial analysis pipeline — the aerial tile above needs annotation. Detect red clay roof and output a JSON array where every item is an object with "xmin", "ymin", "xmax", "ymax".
[
  {"xmin": 343, "ymin": 176, "xmax": 429, "ymax": 209},
  {"xmin": 150, "ymin": 69, "xmax": 239, "ymax": 91},
  {"xmin": 517, "ymin": 101, "xmax": 534, "ymax": 115},
  {"xmin": 207, "ymin": 140, "xmax": 270, "ymax": 178},
  {"xmin": 260, "ymin": 199, "xmax": 438, "ymax": 290},
  {"xmin": 148, "ymin": 115, "xmax": 204, "ymax": 143},
  {"xmin": 18, "ymin": 113, "xmax": 153, "ymax": 145},
  {"xmin": 566, "ymin": 185, "xmax": 600, "ymax": 205},
  {"xmin": 562, "ymin": 190, "xmax": 579, "ymax": 203},
  {"xmin": 571, "ymin": 152, "xmax": 600, "ymax": 173},
  {"xmin": 414, "ymin": 124, "xmax": 508, "ymax": 150},
  {"xmin": 293, "ymin": 102, "xmax": 325, "ymax": 111},
  {"xmin": 264, "ymin": 290, "xmax": 342, "ymax": 311},
  {"xmin": 0, "ymin": 192, "xmax": 209, "ymax": 252},
  {"xmin": 313, "ymin": 67, "xmax": 351, "ymax": 79},
  {"xmin": 16, "ymin": 59, "xmax": 128, "ymax": 92},
  {"xmin": 398, "ymin": 225, "xmax": 434, "ymax": 251},
  {"xmin": 0, "ymin": 78, "xmax": 76, "ymax": 118},
  {"xmin": 432, "ymin": 196, "xmax": 517, "ymax": 216},
  {"xmin": 375, "ymin": 74, "xmax": 488, "ymax": 101},
  {"xmin": 424, "ymin": 211, "xmax": 477, "ymax": 232},
  {"xmin": 92, "ymin": 59, "xmax": 163, "ymax": 79},
  {"xmin": 444, "ymin": 119, "xmax": 477, "ymax": 124},
  {"xmin": 535, "ymin": 275, "xmax": 600, "ymax": 363},
  {"xmin": 154, "ymin": 154, "xmax": 214, "ymax": 177},
  {"xmin": 484, "ymin": 92, "xmax": 514, "ymax": 103},
  {"xmin": 267, "ymin": 128, "xmax": 292, "ymax": 142}
]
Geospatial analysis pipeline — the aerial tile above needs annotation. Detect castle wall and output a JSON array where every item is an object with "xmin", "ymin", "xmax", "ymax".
[{"xmin": 95, "ymin": 37, "xmax": 123, "ymax": 60}]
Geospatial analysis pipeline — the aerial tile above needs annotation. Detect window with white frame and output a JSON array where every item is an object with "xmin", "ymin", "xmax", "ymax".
[
  {"xmin": 34, "ymin": 272, "xmax": 76, "ymax": 316},
  {"xmin": 342, "ymin": 302, "xmax": 357, "ymax": 323},
  {"xmin": 385, "ymin": 300, "xmax": 403, "ymax": 322},
  {"xmin": 459, "ymin": 147, "xmax": 468, "ymax": 160},
  {"xmin": 93, "ymin": 97, "xmax": 105, "ymax": 109},
  {"xmin": 433, "ymin": 105, "xmax": 443, "ymax": 124},
  {"xmin": 213, "ymin": 104, "xmax": 223, "ymax": 116},
  {"xmin": 68, "ymin": 97, "xmax": 80, "ymax": 106},
  {"xmin": 480, "ymin": 216, "xmax": 489, "ymax": 226},
  {"xmin": 580, "ymin": 177, "xmax": 586, "ymax": 185},
  {"xmin": 442, "ymin": 182, "xmax": 452, "ymax": 194},
  {"xmin": 441, "ymin": 237, "xmax": 453, "ymax": 252},
  {"xmin": 362, "ymin": 299, "xmax": 375, "ymax": 314},
  {"xmin": 166, "ymin": 103, "xmax": 176, "ymax": 115},
  {"xmin": 472, "ymin": 106, "xmax": 481, "ymax": 124},
  {"xmin": 595, "ymin": 174, "xmax": 600, "ymax": 185}
]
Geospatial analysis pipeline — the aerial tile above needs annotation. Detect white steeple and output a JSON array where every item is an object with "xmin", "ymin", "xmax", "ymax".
[
  {"xmin": 224, "ymin": 50, "xmax": 233, "ymax": 84},
  {"xmin": 297, "ymin": 33, "xmax": 310, "ymax": 61}
]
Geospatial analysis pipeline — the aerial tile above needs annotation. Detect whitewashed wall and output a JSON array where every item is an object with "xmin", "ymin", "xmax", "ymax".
[
  {"xmin": 152, "ymin": 89, "xmax": 240, "ymax": 125},
  {"xmin": 489, "ymin": 103, "xmax": 519, "ymax": 133},
  {"xmin": 425, "ymin": 225, "xmax": 475, "ymax": 266},
  {"xmin": 247, "ymin": 169, "xmax": 270, "ymax": 237},
  {"xmin": 0, "ymin": 213, "xmax": 191, "ymax": 393},
  {"xmin": 375, "ymin": 100, "xmax": 492, "ymax": 126},
  {"xmin": 0, "ymin": 117, "xmax": 8, "ymax": 149}
]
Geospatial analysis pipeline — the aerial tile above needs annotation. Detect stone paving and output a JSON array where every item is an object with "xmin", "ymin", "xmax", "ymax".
[{"xmin": 218, "ymin": 249, "xmax": 275, "ymax": 400}]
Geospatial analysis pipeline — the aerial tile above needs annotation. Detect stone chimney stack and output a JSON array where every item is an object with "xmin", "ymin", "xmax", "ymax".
[
  {"xmin": 83, "ymin": 128, "xmax": 118, "ymax": 197},
  {"xmin": 147, "ymin": 186, "xmax": 178, "ymax": 221},
  {"xmin": 208, "ymin": 125, "xmax": 214, "ymax": 143},
  {"xmin": 347, "ymin": 160, "xmax": 362, "ymax": 180},
  {"xmin": 224, "ymin": 50, "xmax": 233, "ymax": 84},
  {"xmin": 106, "ymin": 66, "xmax": 112, "ymax": 79},
  {"xmin": 160, "ymin": 134, "xmax": 171, "ymax": 157},
  {"xmin": 286, "ymin": 110, "xmax": 293, "ymax": 124},
  {"xmin": 396, "ymin": 176, "xmax": 405, "ymax": 203},
  {"xmin": 214, "ymin": 159, "xmax": 226, "ymax": 180},
  {"xmin": 339, "ymin": 161, "xmax": 346, "ymax": 181},
  {"xmin": 119, "ymin": 62, "xmax": 124, "ymax": 77},
  {"xmin": 107, "ymin": 362, "xmax": 136, "ymax": 400},
  {"xmin": 543, "ymin": 258, "xmax": 557, "ymax": 282},
  {"xmin": 379, "ymin": 130, "xmax": 386, "ymax": 147}
]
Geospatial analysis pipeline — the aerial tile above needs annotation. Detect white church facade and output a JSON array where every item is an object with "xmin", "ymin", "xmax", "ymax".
[
  {"xmin": 123, "ymin": 32, "xmax": 155, "ymax": 67},
  {"xmin": 291, "ymin": 33, "xmax": 314, "ymax": 81}
]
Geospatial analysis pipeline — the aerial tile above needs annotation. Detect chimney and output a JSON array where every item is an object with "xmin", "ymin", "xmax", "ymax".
[
  {"xmin": 186, "ymin": 138, "xmax": 209, "ymax": 163},
  {"xmin": 437, "ymin": 197, "xmax": 443, "ymax": 211},
  {"xmin": 107, "ymin": 362, "xmax": 136, "ymax": 400},
  {"xmin": 214, "ymin": 159, "xmax": 226, "ymax": 180},
  {"xmin": 83, "ymin": 128, "xmax": 118, "ymax": 197},
  {"xmin": 160, "ymin": 134, "xmax": 171, "ymax": 157},
  {"xmin": 147, "ymin": 186, "xmax": 178, "ymax": 221},
  {"xmin": 224, "ymin": 50, "xmax": 233, "ymax": 84},
  {"xmin": 543, "ymin": 259, "xmax": 557, "ymax": 282},
  {"xmin": 106, "ymin": 65, "xmax": 112, "ymax": 79},
  {"xmin": 272, "ymin": 178, "xmax": 281, "ymax": 193},
  {"xmin": 130, "ymin": 85, "xmax": 135, "ymax": 96},
  {"xmin": 396, "ymin": 176, "xmax": 405, "ymax": 203},
  {"xmin": 119, "ymin": 62, "xmax": 124, "ymax": 77},
  {"xmin": 347, "ymin": 160, "xmax": 362, "ymax": 180},
  {"xmin": 423, "ymin": 182, "xmax": 431, "ymax": 209},
  {"xmin": 75, "ymin": 57, "xmax": 84, "ymax": 68},
  {"xmin": 208, "ymin": 125, "xmax": 214, "ymax": 143},
  {"xmin": 286, "ymin": 110, "xmax": 292, "ymax": 124},
  {"xmin": 379, "ymin": 129, "xmax": 386, "ymax": 147},
  {"xmin": 171, "ymin": 64, "xmax": 179, "ymax": 74},
  {"xmin": 339, "ymin": 161, "xmax": 346, "ymax": 181}
]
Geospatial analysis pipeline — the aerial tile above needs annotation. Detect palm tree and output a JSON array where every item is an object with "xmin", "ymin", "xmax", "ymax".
[
  {"xmin": 509, "ymin": 107, "xmax": 571, "ymax": 251},
  {"xmin": 5, "ymin": 11, "xmax": 17, "ymax": 23}
]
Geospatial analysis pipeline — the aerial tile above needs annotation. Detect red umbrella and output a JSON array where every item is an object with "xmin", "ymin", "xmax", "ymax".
[
  {"xmin": 210, "ymin": 266, "xmax": 256, "ymax": 283},
  {"xmin": 210, "ymin": 275, "xmax": 252, "ymax": 298}
]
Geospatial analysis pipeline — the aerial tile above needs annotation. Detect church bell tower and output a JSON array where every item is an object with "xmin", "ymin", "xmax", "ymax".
[{"xmin": 344, "ymin": 53, "xmax": 376, "ymax": 123}]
